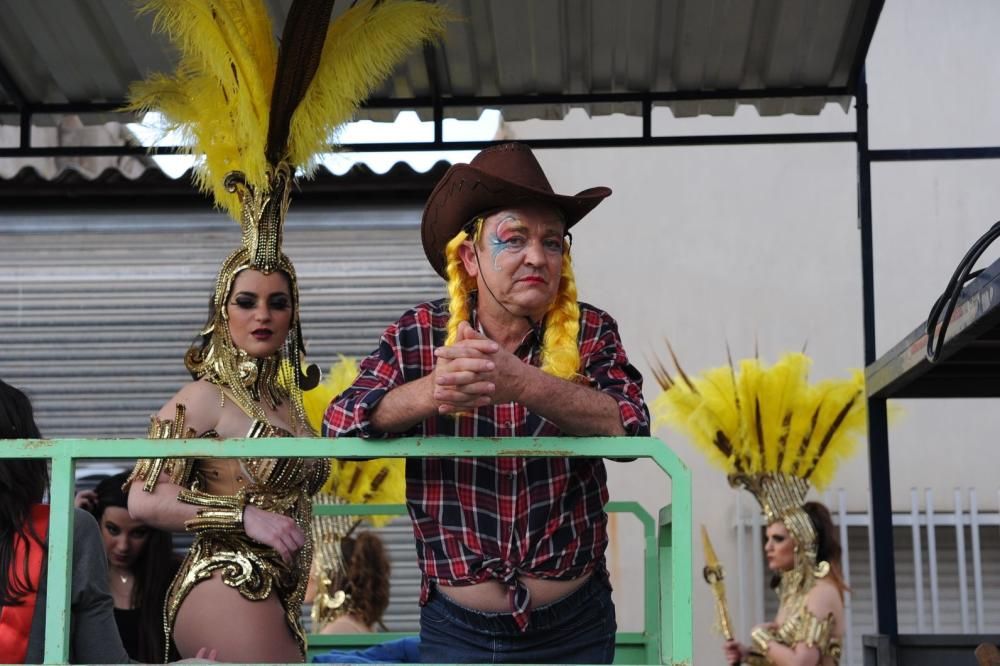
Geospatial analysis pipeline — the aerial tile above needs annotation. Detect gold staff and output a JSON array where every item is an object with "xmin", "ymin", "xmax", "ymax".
[{"xmin": 701, "ymin": 524, "xmax": 734, "ymax": 641}]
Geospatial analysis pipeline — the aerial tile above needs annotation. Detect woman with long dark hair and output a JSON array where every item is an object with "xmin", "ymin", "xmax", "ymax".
[
  {"xmin": 77, "ymin": 472, "xmax": 179, "ymax": 662},
  {"xmin": 0, "ymin": 378, "xmax": 130, "ymax": 664}
]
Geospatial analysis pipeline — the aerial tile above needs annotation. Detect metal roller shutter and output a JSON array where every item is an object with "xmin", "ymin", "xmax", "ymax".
[{"xmin": 1, "ymin": 203, "xmax": 441, "ymax": 633}]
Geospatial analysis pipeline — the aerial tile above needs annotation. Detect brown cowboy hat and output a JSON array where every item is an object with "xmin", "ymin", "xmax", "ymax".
[{"xmin": 420, "ymin": 142, "xmax": 612, "ymax": 277}]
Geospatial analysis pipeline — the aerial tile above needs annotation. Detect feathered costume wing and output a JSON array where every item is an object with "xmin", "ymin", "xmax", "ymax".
[{"xmin": 303, "ymin": 356, "xmax": 406, "ymax": 529}]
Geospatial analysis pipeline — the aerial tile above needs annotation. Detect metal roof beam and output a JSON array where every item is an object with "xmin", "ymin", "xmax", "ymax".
[
  {"xmin": 847, "ymin": 0, "xmax": 886, "ymax": 93},
  {"xmin": 422, "ymin": 43, "xmax": 443, "ymax": 144},
  {"xmin": 0, "ymin": 54, "xmax": 31, "ymax": 149},
  {"xmin": 0, "ymin": 132, "xmax": 858, "ymax": 159},
  {"xmin": 0, "ymin": 86, "xmax": 853, "ymax": 118}
]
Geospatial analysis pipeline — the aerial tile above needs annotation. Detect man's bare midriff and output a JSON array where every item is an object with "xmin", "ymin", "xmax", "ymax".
[{"xmin": 438, "ymin": 571, "xmax": 592, "ymax": 612}]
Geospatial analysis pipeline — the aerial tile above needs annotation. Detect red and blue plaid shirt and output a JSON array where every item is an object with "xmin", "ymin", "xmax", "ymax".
[{"xmin": 322, "ymin": 298, "xmax": 649, "ymax": 629}]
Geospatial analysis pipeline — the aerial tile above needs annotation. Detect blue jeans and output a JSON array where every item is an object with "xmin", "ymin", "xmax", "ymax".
[{"xmin": 419, "ymin": 575, "xmax": 617, "ymax": 664}]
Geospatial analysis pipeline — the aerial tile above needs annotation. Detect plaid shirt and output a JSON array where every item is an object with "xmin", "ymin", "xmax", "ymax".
[{"xmin": 323, "ymin": 298, "xmax": 649, "ymax": 629}]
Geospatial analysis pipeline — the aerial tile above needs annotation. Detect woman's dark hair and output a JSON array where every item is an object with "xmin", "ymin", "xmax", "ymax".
[
  {"xmin": 0, "ymin": 379, "xmax": 48, "ymax": 606},
  {"xmin": 337, "ymin": 532, "xmax": 391, "ymax": 629},
  {"xmin": 803, "ymin": 501, "xmax": 849, "ymax": 597},
  {"xmin": 769, "ymin": 501, "xmax": 849, "ymax": 598},
  {"xmin": 90, "ymin": 472, "xmax": 177, "ymax": 663},
  {"xmin": 188, "ymin": 291, "xmax": 218, "ymax": 379}
]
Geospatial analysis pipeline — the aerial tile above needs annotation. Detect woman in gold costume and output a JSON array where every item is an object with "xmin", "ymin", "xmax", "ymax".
[
  {"xmin": 723, "ymin": 501, "xmax": 848, "ymax": 666},
  {"xmin": 654, "ymin": 351, "xmax": 866, "ymax": 666},
  {"xmin": 127, "ymin": 249, "xmax": 327, "ymax": 661},
  {"xmin": 121, "ymin": 0, "xmax": 448, "ymax": 660}
]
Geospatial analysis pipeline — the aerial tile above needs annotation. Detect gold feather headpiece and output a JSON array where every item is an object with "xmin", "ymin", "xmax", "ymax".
[
  {"xmin": 128, "ymin": 0, "xmax": 450, "ymax": 431},
  {"xmin": 300, "ymin": 357, "xmax": 407, "ymax": 630},
  {"xmin": 651, "ymin": 349, "xmax": 866, "ymax": 588}
]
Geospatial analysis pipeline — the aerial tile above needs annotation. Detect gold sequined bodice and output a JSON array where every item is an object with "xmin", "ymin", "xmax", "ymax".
[
  {"xmin": 746, "ymin": 593, "xmax": 842, "ymax": 665},
  {"xmin": 129, "ymin": 407, "xmax": 328, "ymax": 660}
]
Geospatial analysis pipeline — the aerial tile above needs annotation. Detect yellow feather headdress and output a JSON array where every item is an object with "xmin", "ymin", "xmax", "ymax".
[
  {"xmin": 128, "ymin": 0, "xmax": 451, "ymax": 433},
  {"xmin": 302, "ymin": 356, "xmax": 406, "ymax": 530},
  {"xmin": 302, "ymin": 357, "xmax": 406, "ymax": 630},
  {"xmin": 651, "ymin": 348, "xmax": 866, "ymax": 583}
]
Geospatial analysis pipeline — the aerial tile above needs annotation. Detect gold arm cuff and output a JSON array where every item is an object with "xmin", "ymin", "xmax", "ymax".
[
  {"xmin": 148, "ymin": 403, "xmax": 197, "ymax": 439},
  {"xmin": 178, "ymin": 489, "xmax": 246, "ymax": 534},
  {"xmin": 184, "ymin": 507, "xmax": 245, "ymax": 534},
  {"xmin": 177, "ymin": 488, "xmax": 244, "ymax": 510},
  {"xmin": 751, "ymin": 627, "xmax": 775, "ymax": 655},
  {"xmin": 126, "ymin": 404, "xmax": 198, "ymax": 493}
]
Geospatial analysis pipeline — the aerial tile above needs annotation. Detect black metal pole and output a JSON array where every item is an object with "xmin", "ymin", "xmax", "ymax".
[{"xmin": 857, "ymin": 67, "xmax": 899, "ymax": 643}]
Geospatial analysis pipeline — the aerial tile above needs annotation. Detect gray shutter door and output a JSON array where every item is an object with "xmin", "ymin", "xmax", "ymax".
[
  {"xmin": 0, "ymin": 204, "xmax": 441, "ymax": 633},
  {"xmin": 1, "ymin": 206, "xmax": 443, "ymax": 436}
]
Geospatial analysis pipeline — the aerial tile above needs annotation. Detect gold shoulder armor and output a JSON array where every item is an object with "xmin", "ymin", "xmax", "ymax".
[
  {"xmin": 125, "ymin": 404, "xmax": 197, "ymax": 493},
  {"xmin": 776, "ymin": 606, "xmax": 842, "ymax": 662}
]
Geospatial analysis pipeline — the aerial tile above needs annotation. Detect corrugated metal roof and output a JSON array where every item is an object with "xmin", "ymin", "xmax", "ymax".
[
  {"xmin": 0, "ymin": 0, "xmax": 881, "ymax": 125},
  {"xmin": 0, "ymin": 161, "xmax": 451, "ymax": 202}
]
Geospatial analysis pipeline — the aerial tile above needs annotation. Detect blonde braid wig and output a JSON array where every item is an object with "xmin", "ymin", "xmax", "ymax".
[
  {"xmin": 539, "ymin": 248, "xmax": 581, "ymax": 380},
  {"xmin": 443, "ymin": 220, "xmax": 581, "ymax": 380},
  {"xmin": 444, "ymin": 228, "xmax": 478, "ymax": 346}
]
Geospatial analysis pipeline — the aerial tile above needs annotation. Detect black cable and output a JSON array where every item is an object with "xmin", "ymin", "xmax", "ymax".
[
  {"xmin": 925, "ymin": 220, "xmax": 1000, "ymax": 362},
  {"xmin": 472, "ymin": 243, "xmax": 537, "ymax": 331}
]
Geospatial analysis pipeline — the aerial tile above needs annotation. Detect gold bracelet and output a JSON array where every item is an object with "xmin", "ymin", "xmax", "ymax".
[
  {"xmin": 751, "ymin": 627, "xmax": 775, "ymax": 654},
  {"xmin": 184, "ymin": 507, "xmax": 245, "ymax": 534},
  {"xmin": 178, "ymin": 489, "xmax": 245, "ymax": 533}
]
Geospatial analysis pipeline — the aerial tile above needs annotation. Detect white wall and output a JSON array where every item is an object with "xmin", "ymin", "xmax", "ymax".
[{"xmin": 503, "ymin": 0, "xmax": 1000, "ymax": 661}]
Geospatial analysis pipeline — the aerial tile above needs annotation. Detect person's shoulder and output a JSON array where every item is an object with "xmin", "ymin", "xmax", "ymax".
[
  {"xmin": 161, "ymin": 378, "xmax": 217, "ymax": 405},
  {"xmin": 155, "ymin": 379, "xmax": 221, "ymax": 431},
  {"xmin": 805, "ymin": 577, "xmax": 843, "ymax": 616},
  {"xmin": 72, "ymin": 506, "xmax": 99, "ymax": 530},
  {"xmin": 393, "ymin": 298, "xmax": 449, "ymax": 329},
  {"xmin": 71, "ymin": 508, "xmax": 102, "ymax": 551},
  {"xmin": 577, "ymin": 301, "xmax": 622, "ymax": 331},
  {"xmin": 406, "ymin": 298, "xmax": 448, "ymax": 317}
]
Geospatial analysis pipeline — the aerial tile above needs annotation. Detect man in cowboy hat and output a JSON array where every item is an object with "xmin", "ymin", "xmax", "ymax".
[{"xmin": 323, "ymin": 142, "xmax": 649, "ymax": 663}]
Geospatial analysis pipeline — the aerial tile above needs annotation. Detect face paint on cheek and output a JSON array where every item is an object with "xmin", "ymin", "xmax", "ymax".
[
  {"xmin": 487, "ymin": 232, "xmax": 512, "ymax": 272},
  {"xmin": 487, "ymin": 217, "xmax": 527, "ymax": 272}
]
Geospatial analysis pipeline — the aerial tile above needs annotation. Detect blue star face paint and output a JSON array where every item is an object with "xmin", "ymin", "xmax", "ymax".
[{"xmin": 487, "ymin": 215, "xmax": 527, "ymax": 271}]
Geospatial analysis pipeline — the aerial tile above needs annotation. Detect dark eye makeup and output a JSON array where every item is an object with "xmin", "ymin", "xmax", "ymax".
[
  {"xmin": 230, "ymin": 293, "xmax": 291, "ymax": 311},
  {"xmin": 267, "ymin": 295, "xmax": 291, "ymax": 310}
]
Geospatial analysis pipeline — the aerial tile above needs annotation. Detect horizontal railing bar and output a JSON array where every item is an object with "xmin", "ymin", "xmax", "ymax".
[{"xmin": 1, "ymin": 436, "xmax": 673, "ymax": 460}]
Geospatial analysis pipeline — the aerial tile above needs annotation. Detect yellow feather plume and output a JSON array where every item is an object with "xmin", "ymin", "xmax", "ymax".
[
  {"xmin": 289, "ymin": 0, "xmax": 453, "ymax": 173},
  {"xmin": 128, "ymin": 0, "xmax": 276, "ymax": 219},
  {"xmin": 128, "ymin": 0, "xmax": 451, "ymax": 220},
  {"xmin": 302, "ymin": 357, "xmax": 405, "ymax": 528},
  {"xmin": 652, "ymin": 351, "xmax": 865, "ymax": 491}
]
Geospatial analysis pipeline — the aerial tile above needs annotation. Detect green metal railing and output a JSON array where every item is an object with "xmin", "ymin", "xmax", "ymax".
[
  {"xmin": 312, "ymin": 500, "xmax": 662, "ymax": 665},
  {"xmin": 6, "ymin": 436, "xmax": 692, "ymax": 665}
]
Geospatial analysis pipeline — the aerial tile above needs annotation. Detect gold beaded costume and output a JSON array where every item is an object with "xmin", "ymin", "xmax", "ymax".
[
  {"xmin": 123, "ymin": 0, "xmax": 448, "ymax": 658},
  {"xmin": 653, "ymin": 351, "xmax": 867, "ymax": 665},
  {"xmin": 130, "ymin": 408, "xmax": 329, "ymax": 656}
]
